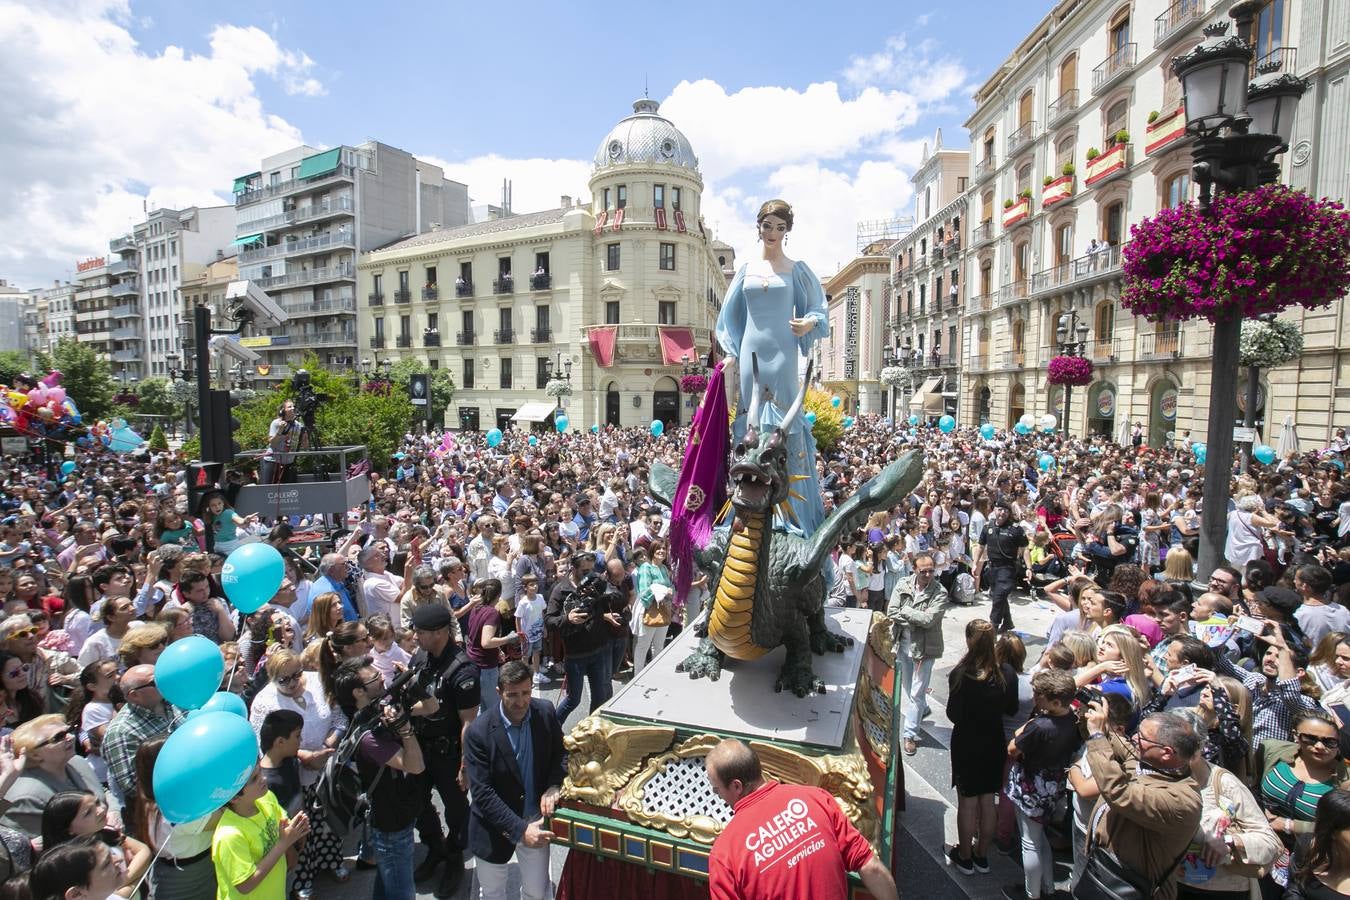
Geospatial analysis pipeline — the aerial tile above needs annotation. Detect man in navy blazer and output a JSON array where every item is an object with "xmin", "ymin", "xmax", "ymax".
[{"xmin": 464, "ymin": 660, "xmax": 568, "ymax": 899}]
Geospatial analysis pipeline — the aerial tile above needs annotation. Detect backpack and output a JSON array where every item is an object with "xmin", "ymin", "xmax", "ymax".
[{"xmin": 308, "ymin": 705, "xmax": 386, "ymax": 838}]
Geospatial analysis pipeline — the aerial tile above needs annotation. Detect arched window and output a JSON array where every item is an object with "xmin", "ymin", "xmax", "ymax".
[
  {"xmin": 1018, "ymin": 89, "xmax": 1034, "ymax": 127},
  {"xmin": 1055, "ymin": 134, "xmax": 1076, "ymax": 170},
  {"xmin": 1058, "ymin": 53, "xmax": 1078, "ymax": 97},
  {"xmin": 981, "ymin": 191, "xmax": 994, "ymax": 223},
  {"xmin": 983, "ymin": 126, "xmax": 996, "ymax": 161},
  {"xmin": 1109, "ymin": 7, "xmax": 1131, "ymax": 53},
  {"xmin": 1104, "ymin": 99, "xmax": 1129, "ymax": 147},
  {"xmin": 1014, "ymin": 241, "xmax": 1030, "ymax": 281},
  {"xmin": 1102, "ymin": 201, "xmax": 1125, "ymax": 244},
  {"xmin": 1055, "ymin": 222, "xmax": 1074, "ymax": 266},
  {"xmin": 1163, "ymin": 172, "xmax": 1192, "ymax": 208},
  {"xmin": 1016, "ymin": 164, "xmax": 1033, "ymax": 194}
]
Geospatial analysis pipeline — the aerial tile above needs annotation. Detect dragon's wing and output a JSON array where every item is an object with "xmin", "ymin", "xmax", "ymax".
[
  {"xmin": 648, "ymin": 460, "xmax": 680, "ymax": 510},
  {"xmin": 801, "ymin": 450, "xmax": 925, "ymax": 574}
]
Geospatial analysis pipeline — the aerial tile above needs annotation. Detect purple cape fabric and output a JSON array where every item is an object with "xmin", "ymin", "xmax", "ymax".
[{"xmin": 668, "ymin": 360, "xmax": 730, "ymax": 605}]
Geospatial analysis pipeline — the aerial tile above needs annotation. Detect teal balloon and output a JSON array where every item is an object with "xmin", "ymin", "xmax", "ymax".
[
  {"xmin": 938, "ymin": 415, "xmax": 956, "ymax": 433},
  {"xmin": 221, "ymin": 543, "xmax": 285, "ymax": 614},
  {"xmin": 152, "ymin": 711, "xmax": 259, "ymax": 823},
  {"xmin": 60, "ymin": 460, "xmax": 76, "ymax": 475},
  {"xmin": 1015, "ymin": 422, "xmax": 1032, "ymax": 436},
  {"xmin": 908, "ymin": 414, "xmax": 920, "ymax": 427},
  {"xmin": 187, "ymin": 691, "xmax": 248, "ymax": 719},
  {"xmin": 1193, "ymin": 442, "xmax": 1207, "ymax": 464},
  {"xmin": 1253, "ymin": 444, "xmax": 1276, "ymax": 465},
  {"xmin": 1039, "ymin": 453, "xmax": 1056, "ymax": 472},
  {"xmin": 485, "ymin": 428, "xmax": 503, "ymax": 448},
  {"xmin": 590, "ymin": 424, "xmax": 599, "ymax": 434},
  {"xmin": 109, "ymin": 427, "xmax": 142, "ymax": 453},
  {"xmin": 979, "ymin": 423, "xmax": 996, "ymax": 440},
  {"xmin": 528, "ymin": 435, "xmax": 538, "ymax": 446},
  {"xmin": 555, "ymin": 415, "xmax": 569, "ymax": 433},
  {"xmin": 804, "ymin": 411, "xmax": 817, "ymax": 427},
  {"xmin": 831, "ymin": 396, "xmax": 841, "ymax": 408},
  {"xmin": 154, "ymin": 635, "xmax": 224, "ymax": 711},
  {"xmin": 843, "ymin": 416, "xmax": 854, "ymax": 428},
  {"xmin": 650, "ymin": 419, "xmax": 664, "ymax": 437}
]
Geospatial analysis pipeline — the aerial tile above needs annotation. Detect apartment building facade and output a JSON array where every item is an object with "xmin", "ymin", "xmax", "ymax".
[
  {"xmin": 356, "ymin": 99, "xmax": 726, "ymax": 432},
  {"xmin": 821, "ymin": 243, "xmax": 892, "ymax": 416},
  {"xmin": 958, "ymin": 0, "xmax": 1324, "ymax": 447},
  {"xmin": 231, "ymin": 142, "xmax": 469, "ymax": 383}
]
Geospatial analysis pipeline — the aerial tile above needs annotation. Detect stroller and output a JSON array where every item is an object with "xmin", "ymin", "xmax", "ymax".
[{"xmin": 1027, "ymin": 530, "xmax": 1077, "ymax": 590}]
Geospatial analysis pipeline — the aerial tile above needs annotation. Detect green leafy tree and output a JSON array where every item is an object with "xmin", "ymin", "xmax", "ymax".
[
  {"xmin": 386, "ymin": 358, "xmax": 455, "ymax": 426},
  {"xmin": 35, "ymin": 340, "xmax": 118, "ymax": 423},
  {"xmin": 133, "ymin": 377, "xmax": 179, "ymax": 417},
  {"xmin": 804, "ymin": 388, "xmax": 845, "ymax": 454},
  {"xmin": 0, "ymin": 351, "xmax": 29, "ymax": 386},
  {"xmin": 147, "ymin": 425, "xmax": 169, "ymax": 451}
]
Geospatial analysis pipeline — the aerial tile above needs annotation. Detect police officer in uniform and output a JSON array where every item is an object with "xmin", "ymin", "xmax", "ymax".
[
  {"xmin": 972, "ymin": 500, "xmax": 1027, "ymax": 633},
  {"xmin": 406, "ymin": 604, "xmax": 480, "ymax": 898}
]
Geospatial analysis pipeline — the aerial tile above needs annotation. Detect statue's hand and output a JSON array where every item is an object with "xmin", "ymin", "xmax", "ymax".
[{"xmin": 789, "ymin": 317, "xmax": 814, "ymax": 337}]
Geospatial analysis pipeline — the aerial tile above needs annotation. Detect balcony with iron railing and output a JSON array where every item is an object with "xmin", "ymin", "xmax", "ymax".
[
  {"xmin": 1030, "ymin": 244, "xmax": 1126, "ymax": 296},
  {"xmin": 968, "ymin": 353, "xmax": 990, "ymax": 372},
  {"xmin": 578, "ymin": 324, "xmax": 714, "ymax": 358},
  {"xmin": 530, "ymin": 273, "xmax": 552, "ymax": 290},
  {"xmin": 237, "ymin": 197, "xmax": 356, "ymax": 233},
  {"xmin": 531, "ymin": 327, "xmax": 552, "ymax": 344},
  {"xmin": 112, "ymin": 350, "xmax": 139, "ymax": 363},
  {"xmin": 973, "ymin": 156, "xmax": 997, "ymax": 183},
  {"xmin": 931, "ymin": 246, "xmax": 945, "ymax": 264},
  {"xmin": 238, "ymin": 231, "xmax": 354, "ymax": 264},
  {"xmin": 302, "ymin": 330, "xmax": 356, "ymax": 347},
  {"xmin": 971, "ymin": 221, "xmax": 994, "ymax": 247},
  {"xmin": 368, "ymin": 292, "xmax": 384, "ymax": 307},
  {"xmin": 1007, "ymin": 121, "xmax": 1038, "ymax": 156},
  {"xmin": 423, "ymin": 285, "xmax": 439, "ymax": 301},
  {"xmin": 493, "ymin": 277, "xmax": 514, "ymax": 295},
  {"xmin": 424, "ymin": 332, "xmax": 441, "ymax": 347},
  {"xmin": 105, "ymin": 258, "xmax": 135, "ymax": 277},
  {"xmin": 396, "ymin": 335, "xmax": 411, "ymax": 348},
  {"xmin": 1252, "ymin": 47, "xmax": 1297, "ymax": 79},
  {"xmin": 112, "ymin": 303, "xmax": 139, "ymax": 319},
  {"xmin": 1093, "ymin": 43, "xmax": 1137, "ymax": 94},
  {"xmin": 370, "ymin": 336, "xmax": 386, "ymax": 349},
  {"xmin": 110, "ymin": 326, "xmax": 142, "ymax": 341},
  {"xmin": 494, "ymin": 328, "xmax": 515, "ymax": 344},
  {"xmin": 457, "ymin": 331, "xmax": 475, "ymax": 346},
  {"xmin": 1047, "ymin": 89, "xmax": 1080, "ymax": 127},
  {"xmin": 969, "ymin": 292, "xmax": 993, "ymax": 313},
  {"xmin": 392, "ymin": 289, "xmax": 410, "ymax": 304},
  {"xmin": 282, "ymin": 297, "xmax": 356, "ymax": 317},
  {"xmin": 110, "ymin": 280, "xmax": 139, "ymax": 298},
  {"xmin": 236, "ymin": 165, "xmax": 356, "ymax": 205},
  {"xmin": 1004, "ymin": 279, "xmax": 1031, "ymax": 303},
  {"xmin": 944, "ymin": 237, "xmax": 961, "ymax": 256},
  {"xmin": 1138, "ymin": 330, "xmax": 1184, "ymax": 360},
  {"xmin": 1154, "ymin": 0, "xmax": 1206, "ymax": 49},
  {"xmin": 1090, "ymin": 337, "xmax": 1123, "ymax": 362},
  {"xmin": 255, "ymin": 263, "xmax": 355, "ymax": 291},
  {"xmin": 455, "ymin": 281, "xmax": 473, "ymax": 298}
]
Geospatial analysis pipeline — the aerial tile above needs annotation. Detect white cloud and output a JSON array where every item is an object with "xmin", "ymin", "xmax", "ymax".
[
  {"xmin": 419, "ymin": 153, "xmax": 595, "ymax": 215},
  {"xmin": 842, "ymin": 33, "xmax": 974, "ymax": 104},
  {"xmin": 0, "ymin": 0, "xmax": 314, "ymax": 286}
]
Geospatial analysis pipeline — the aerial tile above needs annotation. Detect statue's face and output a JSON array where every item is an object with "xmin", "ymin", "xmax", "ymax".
[{"xmin": 758, "ymin": 215, "xmax": 788, "ymax": 249}]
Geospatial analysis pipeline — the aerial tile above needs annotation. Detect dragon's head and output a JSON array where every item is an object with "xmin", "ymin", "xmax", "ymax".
[{"xmin": 730, "ymin": 356, "xmax": 812, "ymax": 515}]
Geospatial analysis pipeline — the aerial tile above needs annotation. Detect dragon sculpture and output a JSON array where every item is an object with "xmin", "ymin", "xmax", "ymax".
[{"xmin": 649, "ymin": 361, "xmax": 923, "ymax": 697}]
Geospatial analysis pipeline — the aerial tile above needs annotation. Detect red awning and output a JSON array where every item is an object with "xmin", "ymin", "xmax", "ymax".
[
  {"xmin": 658, "ymin": 327, "xmax": 696, "ymax": 367},
  {"xmin": 588, "ymin": 326, "xmax": 618, "ymax": 367}
]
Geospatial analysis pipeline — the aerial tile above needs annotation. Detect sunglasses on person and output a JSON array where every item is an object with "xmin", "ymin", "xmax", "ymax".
[
  {"xmin": 3, "ymin": 664, "xmax": 26, "ymax": 679},
  {"xmin": 275, "ymin": 671, "xmax": 302, "ymax": 687},
  {"xmin": 4, "ymin": 626, "xmax": 37, "ymax": 640},
  {"xmin": 36, "ymin": 728, "xmax": 73, "ymax": 748},
  {"xmin": 1295, "ymin": 732, "xmax": 1340, "ymax": 750}
]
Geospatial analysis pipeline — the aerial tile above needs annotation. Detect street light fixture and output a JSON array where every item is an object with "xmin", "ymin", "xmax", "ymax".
[
  {"xmin": 1055, "ymin": 310, "xmax": 1091, "ymax": 437},
  {"xmin": 1172, "ymin": 0, "xmax": 1308, "ymax": 583},
  {"xmin": 543, "ymin": 351, "xmax": 573, "ymax": 421},
  {"xmin": 163, "ymin": 351, "xmax": 193, "ymax": 438}
]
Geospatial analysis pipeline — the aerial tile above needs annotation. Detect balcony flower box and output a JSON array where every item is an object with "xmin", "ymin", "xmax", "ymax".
[
  {"xmin": 1002, "ymin": 196, "xmax": 1030, "ymax": 228},
  {"xmin": 1085, "ymin": 142, "xmax": 1131, "ymax": 187},
  {"xmin": 1145, "ymin": 106, "xmax": 1187, "ymax": 156},
  {"xmin": 1041, "ymin": 175, "xmax": 1075, "ymax": 209}
]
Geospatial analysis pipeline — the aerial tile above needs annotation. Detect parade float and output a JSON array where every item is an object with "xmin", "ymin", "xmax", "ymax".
[{"xmin": 552, "ymin": 357, "xmax": 919, "ymax": 899}]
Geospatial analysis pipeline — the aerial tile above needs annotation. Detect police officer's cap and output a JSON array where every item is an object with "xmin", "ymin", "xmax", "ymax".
[{"xmin": 410, "ymin": 604, "xmax": 453, "ymax": 632}]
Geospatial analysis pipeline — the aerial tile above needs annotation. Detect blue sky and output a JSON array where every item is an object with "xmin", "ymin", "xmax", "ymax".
[{"xmin": 0, "ymin": 0, "xmax": 1051, "ymax": 285}]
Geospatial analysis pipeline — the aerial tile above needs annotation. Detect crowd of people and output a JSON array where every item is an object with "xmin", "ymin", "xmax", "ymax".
[{"xmin": 0, "ymin": 401, "xmax": 1344, "ymax": 899}]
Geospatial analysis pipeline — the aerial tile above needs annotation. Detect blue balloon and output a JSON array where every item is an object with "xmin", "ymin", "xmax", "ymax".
[
  {"xmin": 590, "ymin": 424, "xmax": 599, "ymax": 434},
  {"xmin": 221, "ymin": 543, "xmax": 285, "ymax": 615},
  {"xmin": 908, "ymin": 414, "xmax": 920, "ymax": 427},
  {"xmin": 1014, "ymin": 422, "xmax": 1032, "ymax": 436},
  {"xmin": 555, "ymin": 415, "xmax": 569, "ymax": 433},
  {"xmin": 979, "ymin": 423, "xmax": 996, "ymax": 440},
  {"xmin": 831, "ymin": 396, "xmax": 842, "ymax": 408},
  {"xmin": 155, "ymin": 635, "xmax": 224, "ymax": 711},
  {"xmin": 650, "ymin": 419, "xmax": 664, "ymax": 437},
  {"xmin": 804, "ymin": 411, "xmax": 817, "ymax": 427},
  {"xmin": 843, "ymin": 416, "xmax": 854, "ymax": 429},
  {"xmin": 528, "ymin": 434, "xmax": 539, "ymax": 447},
  {"xmin": 938, "ymin": 414, "xmax": 956, "ymax": 434},
  {"xmin": 1193, "ymin": 442, "xmax": 1207, "ymax": 465},
  {"xmin": 485, "ymin": 428, "xmax": 503, "ymax": 448},
  {"xmin": 153, "ymin": 711, "xmax": 259, "ymax": 823},
  {"xmin": 1039, "ymin": 453, "xmax": 1056, "ymax": 472},
  {"xmin": 187, "ymin": 691, "xmax": 248, "ymax": 720},
  {"xmin": 1254, "ymin": 444, "xmax": 1277, "ymax": 465},
  {"xmin": 109, "ymin": 427, "xmax": 142, "ymax": 453},
  {"xmin": 60, "ymin": 460, "xmax": 76, "ymax": 475}
]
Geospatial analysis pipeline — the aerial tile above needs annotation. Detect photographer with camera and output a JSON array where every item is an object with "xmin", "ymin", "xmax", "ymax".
[
  {"xmin": 548, "ymin": 560, "xmax": 618, "ymax": 722},
  {"xmin": 262, "ymin": 400, "xmax": 307, "ymax": 486},
  {"xmin": 332, "ymin": 656, "xmax": 426, "ymax": 900},
  {"xmin": 886, "ymin": 551, "xmax": 948, "ymax": 757},
  {"xmin": 404, "ymin": 603, "xmax": 481, "ymax": 898}
]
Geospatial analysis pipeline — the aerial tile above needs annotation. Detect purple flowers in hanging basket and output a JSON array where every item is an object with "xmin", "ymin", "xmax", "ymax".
[
  {"xmin": 1121, "ymin": 184, "xmax": 1350, "ymax": 323},
  {"xmin": 1047, "ymin": 355, "xmax": 1094, "ymax": 386},
  {"xmin": 679, "ymin": 374, "xmax": 709, "ymax": 394},
  {"xmin": 363, "ymin": 380, "xmax": 392, "ymax": 394}
]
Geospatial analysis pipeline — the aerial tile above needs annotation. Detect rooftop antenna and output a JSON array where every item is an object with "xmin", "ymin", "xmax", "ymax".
[{"xmin": 644, "ymin": 74, "xmax": 648, "ymax": 98}]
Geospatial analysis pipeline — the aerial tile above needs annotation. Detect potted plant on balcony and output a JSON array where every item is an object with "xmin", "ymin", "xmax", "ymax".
[
  {"xmin": 1086, "ymin": 147, "xmax": 1100, "ymax": 161},
  {"xmin": 1043, "ymin": 176, "xmax": 1055, "ymax": 186},
  {"xmin": 1147, "ymin": 110, "xmax": 1160, "ymax": 124},
  {"xmin": 1114, "ymin": 129, "xmax": 1130, "ymax": 145},
  {"xmin": 1047, "ymin": 355, "xmax": 1094, "ymax": 386},
  {"xmin": 679, "ymin": 373, "xmax": 708, "ymax": 395},
  {"xmin": 1004, "ymin": 199, "xmax": 1015, "ymax": 209},
  {"xmin": 1062, "ymin": 162, "xmax": 1076, "ymax": 177},
  {"xmin": 1020, "ymin": 188, "xmax": 1033, "ymax": 199}
]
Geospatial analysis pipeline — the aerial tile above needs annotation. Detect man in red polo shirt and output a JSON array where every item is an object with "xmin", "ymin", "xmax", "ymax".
[{"xmin": 705, "ymin": 739, "xmax": 897, "ymax": 900}]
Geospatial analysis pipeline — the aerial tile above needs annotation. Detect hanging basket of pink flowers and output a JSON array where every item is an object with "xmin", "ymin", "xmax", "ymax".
[
  {"xmin": 1047, "ymin": 355, "xmax": 1094, "ymax": 386},
  {"xmin": 679, "ymin": 373, "xmax": 709, "ymax": 395},
  {"xmin": 1121, "ymin": 184, "xmax": 1350, "ymax": 323}
]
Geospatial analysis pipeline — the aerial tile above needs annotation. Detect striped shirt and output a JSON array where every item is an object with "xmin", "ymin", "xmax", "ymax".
[{"xmin": 1261, "ymin": 759, "xmax": 1335, "ymax": 821}]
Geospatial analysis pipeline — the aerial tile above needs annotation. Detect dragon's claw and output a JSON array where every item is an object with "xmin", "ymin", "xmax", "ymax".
[
  {"xmin": 678, "ymin": 644, "xmax": 723, "ymax": 681},
  {"xmin": 775, "ymin": 661, "xmax": 826, "ymax": 697},
  {"xmin": 810, "ymin": 626, "xmax": 851, "ymax": 656}
]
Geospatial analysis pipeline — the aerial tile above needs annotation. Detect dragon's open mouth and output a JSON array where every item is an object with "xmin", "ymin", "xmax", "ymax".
[{"xmin": 730, "ymin": 463, "xmax": 777, "ymax": 510}]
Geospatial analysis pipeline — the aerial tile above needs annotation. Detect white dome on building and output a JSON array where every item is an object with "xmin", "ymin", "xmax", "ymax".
[{"xmin": 592, "ymin": 99, "xmax": 698, "ymax": 172}]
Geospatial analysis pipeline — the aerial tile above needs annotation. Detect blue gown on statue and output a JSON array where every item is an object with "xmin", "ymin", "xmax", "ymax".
[{"xmin": 715, "ymin": 260, "xmax": 830, "ymax": 535}]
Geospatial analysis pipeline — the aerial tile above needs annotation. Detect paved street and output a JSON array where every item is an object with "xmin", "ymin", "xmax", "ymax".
[{"xmin": 320, "ymin": 589, "xmax": 1063, "ymax": 899}]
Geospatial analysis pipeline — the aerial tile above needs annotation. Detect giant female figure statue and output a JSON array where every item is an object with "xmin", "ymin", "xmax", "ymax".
[{"xmin": 715, "ymin": 200, "xmax": 829, "ymax": 534}]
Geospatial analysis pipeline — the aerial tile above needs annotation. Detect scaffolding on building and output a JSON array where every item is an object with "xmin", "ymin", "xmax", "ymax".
[{"xmin": 857, "ymin": 217, "xmax": 915, "ymax": 254}]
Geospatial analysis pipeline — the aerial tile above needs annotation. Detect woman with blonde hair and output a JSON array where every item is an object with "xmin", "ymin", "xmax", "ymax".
[
  {"xmin": 1161, "ymin": 544, "xmax": 1195, "ymax": 585},
  {"xmin": 116, "ymin": 623, "xmax": 168, "ymax": 670},
  {"xmin": 1058, "ymin": 631, "xmax": 1098, "ymax": 672},
  {"xmin": 1075, "ymin": 625, "xmax": 1153, "ymax": 709},
  {"xmin": 303, "ymin": 592, "xmax": 344, "ymax": 644}
]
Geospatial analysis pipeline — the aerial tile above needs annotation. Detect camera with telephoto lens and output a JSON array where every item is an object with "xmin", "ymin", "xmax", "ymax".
[
  {"xmin": 565, "ymin": 572, "xmax": 617, "ymax": 622},
  {"xmin": 291, "ymin": 370, "xmax": 330, "ymax": 426},
  {"xmin": 1075, "ymin": 686, "xmax": 1104, "ymax": 707},
  {"xmin": 375, "ymin": 664, "xmax": 420, "ymax": 733}
]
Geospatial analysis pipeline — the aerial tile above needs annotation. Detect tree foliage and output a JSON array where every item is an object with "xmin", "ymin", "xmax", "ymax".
[
  {"xmin": 133, "ymin": 377, "xmax": 179, "ymax": 417},
  {"xmin": 147, "ymin": 425, "xmax": 169, "ymax": 451},
  {"xmin": 0, "ymin": 351, "xmax": 30, "ymax": 386},
  {"xmin": 35, "ymin": 340, "xmax": 117, "ymax": 422},
  {"xmin": 386, "ymin": 358, "xmax": 455, "ymax": 426},
  {"xmin": 803, "ymin": 388, "xmax": 845, "ymax": 454}
]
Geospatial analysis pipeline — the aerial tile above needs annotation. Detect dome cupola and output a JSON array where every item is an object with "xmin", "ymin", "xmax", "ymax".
[{"xmin": 593, "ymin": 98, "xmax": 699, "ymax": 172}]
